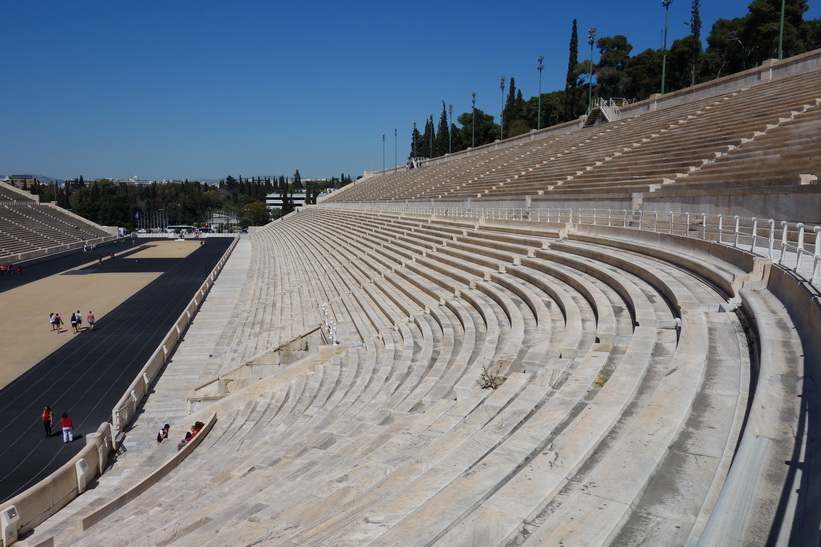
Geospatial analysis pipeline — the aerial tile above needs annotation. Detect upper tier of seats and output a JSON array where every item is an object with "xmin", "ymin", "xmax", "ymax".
[
  {"xmin": 325, "ymin": 65, "xmax": 820, "ymax": 203},
  {"xmin": 0, "ymin": 183, "xmax": 36, "ymax": 203}
]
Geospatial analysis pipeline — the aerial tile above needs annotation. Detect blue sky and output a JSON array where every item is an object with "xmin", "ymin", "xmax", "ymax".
[{"xmin": 2, "ymin": 1, "xmax": 818, "ymax": 182}]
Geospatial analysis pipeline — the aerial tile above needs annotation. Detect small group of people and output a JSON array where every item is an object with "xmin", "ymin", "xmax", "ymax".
[
  {"xmin": 42, "ymin": 406, "xmax": 75, "ymax": 443},
  {"xmin": 50, "ymin": 311, "xmax": 95, "ymax": 333},
  {"xmin": 1, "ymin": 263, "xmax": 21, "ymax": 275},
  {"xmin": 176, "ymin": 421, "xmax": 205, "ymax": 450}
]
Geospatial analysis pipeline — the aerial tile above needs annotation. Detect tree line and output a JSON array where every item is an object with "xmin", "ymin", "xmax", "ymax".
[
  {"xmin": 21, "ymin": 172, "xmax": 354, "ymax": 229},
  {"xmin": 408, "ymin": 0, "xmax": 820, "ymax": 160}
]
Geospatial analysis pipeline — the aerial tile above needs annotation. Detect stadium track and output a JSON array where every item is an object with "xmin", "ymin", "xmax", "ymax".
[{"xmin": 0, "ymin": 237, "xmax": 233, "ymax": 502}]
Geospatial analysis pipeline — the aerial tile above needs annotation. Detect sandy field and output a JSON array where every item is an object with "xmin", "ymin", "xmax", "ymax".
[{"xmin": 0, "ymin": 241, "xmax": 198, "ymax": 389}]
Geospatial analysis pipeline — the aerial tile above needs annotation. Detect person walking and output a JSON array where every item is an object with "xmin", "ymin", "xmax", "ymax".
[
  {"xmin": 61, "ymin": 412, "xmax": 74, "ymax": 443},
  {"xmin": 42, "ymin": 406, "xmax": 53, "ymax": 437},
  {"xmin": 49, "ymin": 313, "xmax": 55, "ymax": 332},
  {"xmin": 87, "ymin": 311, "xmax": 95, "ymax": 331},
  {"xmin": 70, "ymin": 312, "xmax": 78, "ymax": 334},
  {"xmin": 54, "ymin": 313, "xmax": 63, "ymax": 333},
  {"xmin": 75, "ymin": 310, "xmax": 82, "ymax": 332}
]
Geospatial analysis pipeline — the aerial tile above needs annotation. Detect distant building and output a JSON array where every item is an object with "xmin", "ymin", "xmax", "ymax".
[
  {"xmin": 266, "ymin": 193, "xmax": 307, "ymax": 211},
  {"xmin": 10, "ymin": 175, "xmax": 37, "ymax": 188}
]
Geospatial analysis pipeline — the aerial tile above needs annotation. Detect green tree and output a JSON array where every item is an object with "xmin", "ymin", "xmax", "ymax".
[
  {"xmin": 502, "ymin": 77, "xmax": 528, "ymax": 137},
  {"xmin": 420, "ymin": 115, "xmax": 435, "ymax": 158},
  {"xmin": 434, "ymin": 101, "xmax": 450, "ymax": 157},
  {"xmin": 702, "ymin": 16, "xmax": 750, "ymax": 77},
  {"xmin": 689, "ymin": 0, "xmax": 703, "ymax": 86},
  {"xmin": 666, "ymin": 35, "xmax": 703, "ymax": 92},
  {"xmin": 240, "ymin": 201, "xmax": 270, "ymax": 226},
  {"xmin": 745, "ymin": 0, "xmax": 810, "ymax": 63},
  {"xmin": 596, "ymin": 35, "xmax": 633, "ymax": 98},
  {"xmin": 625, "ymin": 48, "xmax": 662, "ymax": 99},
  {"xmin": 457, "ymin": 108, "xmax": 497, "ymax": 147},
  {"xmin": 409, "ymin": 124, "xmax": 422, "ymax": 160},
  {"xmin": 565, "ymin": 19, "xmax": 580, "ymax": 120}
]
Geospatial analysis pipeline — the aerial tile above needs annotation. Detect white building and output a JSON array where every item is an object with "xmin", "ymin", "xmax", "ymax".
[{"xmin": 266, "ymin": 192, "xmax": 307, "ymax": 211}]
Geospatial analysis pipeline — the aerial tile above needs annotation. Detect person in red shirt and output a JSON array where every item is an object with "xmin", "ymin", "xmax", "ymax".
[
  {"xmin": 61, "ymin": 412, "xmax": 74, "ymax": 443},
  {"xmin": 42, "ymin": 406, "xmax": 53, "ymax": 437}
]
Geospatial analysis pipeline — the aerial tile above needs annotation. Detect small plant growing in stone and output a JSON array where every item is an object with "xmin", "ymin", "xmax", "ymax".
[
  {"xmin": 594, "ymin": 365, "xmax": 610, "ymax": 388},
  {"xmin": 477, "ymin": 362, "xmax": 505, "ymax": 389}
]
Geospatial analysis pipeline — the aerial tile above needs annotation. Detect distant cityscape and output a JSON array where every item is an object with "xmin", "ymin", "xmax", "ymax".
[{"xmin": 1, "ymin": 174, "xmax": 223, "ymax": 186}]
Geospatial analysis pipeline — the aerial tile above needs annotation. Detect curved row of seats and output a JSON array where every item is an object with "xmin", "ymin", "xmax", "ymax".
[
  {"xmin": 47, "ymin": 205, "xmax": 783, "ymax": 546},
  {"xmin": 0, "ymin": 203, "xmax": 111, "ymax": 259}
]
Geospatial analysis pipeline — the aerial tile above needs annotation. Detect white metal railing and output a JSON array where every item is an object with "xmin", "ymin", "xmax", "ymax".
[{"xmin": 314, "ymin": 202, "xmax": 821, "ymax": 290}]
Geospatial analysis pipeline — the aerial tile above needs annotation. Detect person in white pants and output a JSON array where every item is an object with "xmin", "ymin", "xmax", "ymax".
[{"xmin": 61, "ymin": 412, "xmax": 74, "ymax": 443}]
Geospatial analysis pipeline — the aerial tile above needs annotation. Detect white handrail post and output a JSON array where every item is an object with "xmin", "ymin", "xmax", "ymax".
[
  {"xmin": 717, "ymin": 215, "xmax": 724, "ymax": 244},
  {"xmin": 702, "ymin": 213, "xmax": 707, "ymax": 240},
  {"xmin": 592, "ymin": 208, "xmax": 597, "ymax": 225},
  {"xmin": 751, "ymin": 218, "xmax": 759, "ymax": 253},
  {"xmin": 733, "ymin": 216, "xmax": 741, "ymax": 248},
  {"xmin": 653, "ymin": 211, "xmax": 658, "ymax": 233},
  {"xmin": 685, "ymin": 213, "xmax": 691, "ymax": 237},
  {"xmin": 812, "ymin": 226, "xmax": 821, "ymax": 283},
  {"xmin": 779, "ymin": 221, "xmax": 789, "ymax": 265},
  {"xmin": 768, "ymin": 219, "xmax": 776, "ymax": 260},
  {"xmin": 796, "ymin": 223, "xmax": 806, "ymax": 270}
]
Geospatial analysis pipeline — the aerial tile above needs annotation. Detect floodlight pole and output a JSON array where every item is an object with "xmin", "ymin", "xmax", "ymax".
[
  {"xmin": 394, "ymin": 128, "xmax": 398, "ymax": 173},
  {"xmin": 448, "ymin": 104, "xmax": 453, "ymax": 154},
  {"xmin": 500, "ymin": 77, "xmax": 506, "ymax": 140},
  {"xmin": 471, "ymin": 92, "xmax": 476, "ymax": 148},
  {"xmin": 661, "ymin": 0, "xmax": 672, "ymax": 95},
  {"xmin": 382, "ymin": 134, "xmax": 385, "ymax": 173},
  {"xmin": 588, "ymin": 27, "xmax": 596, "ymax": 112},
  {"xmin": 537, "ymin": 55, "xmax": 544, "ymax": 130}
]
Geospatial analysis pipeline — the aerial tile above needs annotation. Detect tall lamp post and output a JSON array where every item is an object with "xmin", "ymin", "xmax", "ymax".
[
  {"xmin": 382, "ymin": 134, "xmax": 385, "ymax": 173},
  {"xmin": 471, "ymin": 92, "xmax": 476, "ymax": 148},
  {"xmin": 448, "ymin": 104, "xmax": 453, "ymax": 154},
  {"xmin": 537, "ymin": 55, "xmax": 544, "ymax": 130},
  {"xmin": 499, "ymin": 76, "xmax": 506, "ymax": 141},
  {"xmin": 661, "ymin": 0, "xmax": 673, "ymax": 94},
  {"xmin": 588, "ymin": 27, "xmax": 596, "ymax": 112},
  {"xmin": 778, "ymin": 0, "xmax": 786, "ymax": 60},
  {"xmin": 394, "ymin": 128, "xmax": 398, "ymax": 173}
]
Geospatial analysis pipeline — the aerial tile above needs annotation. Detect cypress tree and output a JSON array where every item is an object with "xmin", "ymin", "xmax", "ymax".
[
  {"xmin": 434, "ymin": 101, "xmax": 450, "ymax": 157},
  {"xmin": 503, "ymin": 77, "xmax": 518, "ymax": 136},
  {"xmin": 690, "ymin": 0, "xmax": 702, "ymax": 86},
  {"xmin": 565, "ymin": 19, "xmax": 580, "ymax": 120}
]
